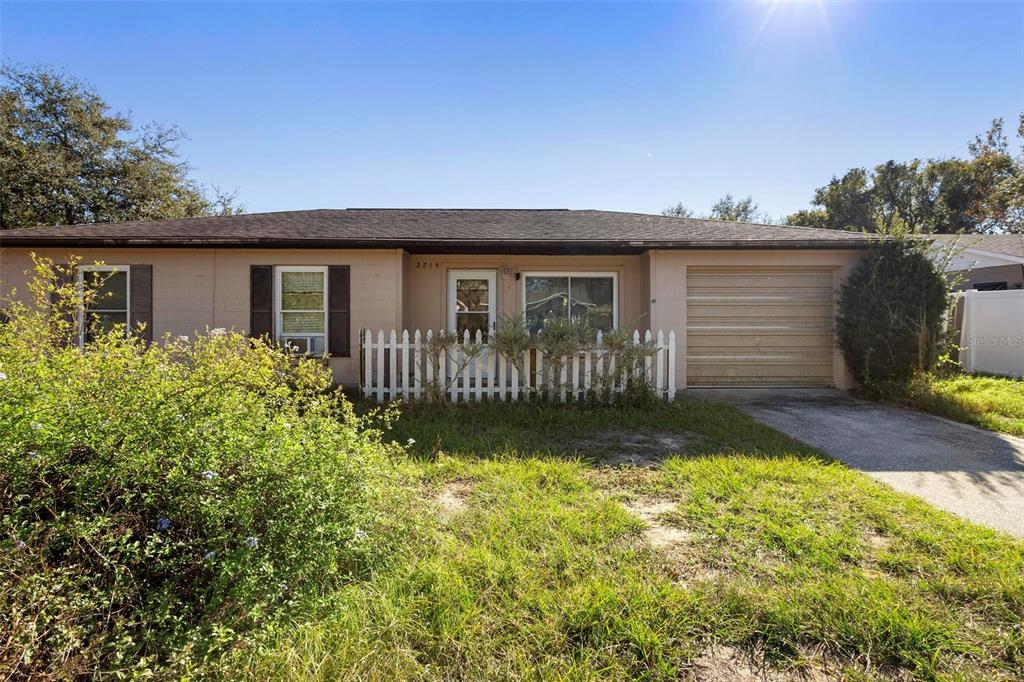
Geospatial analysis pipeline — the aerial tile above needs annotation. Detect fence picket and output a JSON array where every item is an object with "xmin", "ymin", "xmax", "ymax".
[
  {"xmin": 462, "ymin": 330, "xmax": 471, "ymax": 402},
  {"xmin": 583, "ymin": 350, "xmax": 592, "ymax": 399},
  {"xmin": 644, "ymin": 330, "xmax": 653, "ymax": 387},
  {"xmin": 389, "ymin": 330, "xmax": 398, "ymax": 402},
  {"xmin": 572, "ymin": 354, "xmax": 580, "ymax": 401},
  {"xmin": 376, "ymin": 330, "xmax": 385, "ymax": 402},
  {"xmin": 498, "ymin": 352, "xmax": 507, "ymax": 401},
  {"xmin": 512, "ymin": 354, "xmax": 520, "ymax": 401},
  {"xmin": 535, "ymin": 351, "xmax": 543, "ymax": 398},
  {"xmin": 474, "ymin": 330, "xmax": 484, "ymax": 401},
  {"xmin": 413, "ymin": 330, "xmax": 422, "ymax": 400},
  {"xmin": 425, "ymin": 330, "xmax": 434, "ymax": 396},
  {"xmin": 363, "ymin": 329, "xmax": 372, "ymax": 398},
  {"xmin": 668, "ymin": 330, "xmax": 676, "ymax": 399},
  {"xmin": 656, "ymin": 330, "xmax": 665, "ymax": 399}
]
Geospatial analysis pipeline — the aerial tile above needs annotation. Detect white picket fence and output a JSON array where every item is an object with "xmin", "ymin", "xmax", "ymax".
[{"xmin": 360, "ymin": 329, "xmax": 677, "ymax": 402}]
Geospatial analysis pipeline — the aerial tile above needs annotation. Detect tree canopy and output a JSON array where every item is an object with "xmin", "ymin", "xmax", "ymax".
[
  {"xmin": 0, "ymin": 64, "xmax": 241, "ymax": 229},
  {"xmin": 661, "ymin": 194, "xmax": 769, "ymax": 223},
  {"xmin": 786, "ymin": 115, "xmax": 1024, "ymax": 234}
]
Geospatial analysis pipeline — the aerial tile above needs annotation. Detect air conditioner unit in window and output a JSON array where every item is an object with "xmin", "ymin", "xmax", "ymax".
[{"xmin": 282, "ymin": 336, "xmax": 313, "ymax": 354}]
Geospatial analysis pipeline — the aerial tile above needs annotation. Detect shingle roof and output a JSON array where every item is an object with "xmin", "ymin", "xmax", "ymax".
[
  {"xmin": 0, "ymin": 208, "xmax": 871, "ymax": 253},
  {"xmin": 931, "ymin": 233, "xmax": 1024, "ymax": 260}
]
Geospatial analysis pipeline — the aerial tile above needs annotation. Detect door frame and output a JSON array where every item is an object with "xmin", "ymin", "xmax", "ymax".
[{"xmin": 447, "ymin": 269, "xmax": 497, "ymax": 335}]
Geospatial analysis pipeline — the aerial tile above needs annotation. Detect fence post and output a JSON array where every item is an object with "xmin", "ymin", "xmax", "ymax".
[
  {"xmin": 668, "ymin": 330, "xmax": 676, "ymax": 399},
  {"xmin": 363, "ymin": 329, "xmax": 372, "ymax": 398},
  {"xmin": 961, "ymin": 290, "xmax": 974, "ymax": 374}
]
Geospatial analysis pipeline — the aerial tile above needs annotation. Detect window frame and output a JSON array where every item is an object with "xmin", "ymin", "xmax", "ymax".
[
  {"xmin": 77, "ymin": 265, "xmax": 131, "ymax": 347},
  {"xmin": 520, "ymin": 271, "xmax": 619, "ymax": 331},
  {"xmin": 273, "ymin": 265, "xmax": 329, "ymax": 354}
]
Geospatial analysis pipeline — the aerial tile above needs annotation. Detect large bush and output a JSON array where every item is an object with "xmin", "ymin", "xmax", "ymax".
[
  {"xmin": 0, "ymin": 258, "xmax": 412, "ymax": 676},
  {"xmin": 836, "ymin": 238, "xmax": 950, "ymax": 385}
]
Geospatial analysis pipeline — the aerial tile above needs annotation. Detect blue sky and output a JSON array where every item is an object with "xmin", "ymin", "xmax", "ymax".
[{"xmin": 3, "ymin": 1, "xmax": 1022, "ymax": 219}]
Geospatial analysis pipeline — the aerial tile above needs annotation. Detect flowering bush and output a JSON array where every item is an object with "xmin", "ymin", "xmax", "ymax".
[{"xmin": 0, "ymin": 258, "xmax": 412, "ymax": 676}]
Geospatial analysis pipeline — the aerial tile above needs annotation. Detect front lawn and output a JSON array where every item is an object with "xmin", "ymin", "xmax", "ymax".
[
  {"xmin": 235, "ymin": 399, "xmax": 1024, "ymax": 681},
  {"xmin": 879, "ymin": 373, "xmax": 1024, "ymax": 437}
]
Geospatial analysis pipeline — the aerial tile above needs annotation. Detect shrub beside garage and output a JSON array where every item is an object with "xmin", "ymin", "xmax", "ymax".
[{"xmin": 836, "ymin": 236, "xmax": 951, "ymax": 387}]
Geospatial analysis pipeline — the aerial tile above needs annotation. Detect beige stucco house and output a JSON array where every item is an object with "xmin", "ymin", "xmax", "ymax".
[{"xmin": 0, "ymin": 208, "xmax": 870, "ymax": 391}]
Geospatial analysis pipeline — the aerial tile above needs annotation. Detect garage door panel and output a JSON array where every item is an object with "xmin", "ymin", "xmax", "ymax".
[
  {"xmin": 686, "ymin": 267, "xmax": 836, "ymax": 387},
  {"xmin": 687, "ymin": 273, "xmax": 835, "ymax": 290},
  {"xmin": 687, "ymin": 334, "xmax": 833, "ymax": 349},
  {"xmin": 688, "ymin": 304, "xmax": 834, "ymax": 319},
  {"xmin": 687, "ymin": 373, "xmax": 832, "ymax": 387},
  {"xmin": 687, "ymin": 317, "xmax": 834, "ymax": 333},
  {"xmin": 688, "ymin": 293, "xmax": 834, "ymax": 306}
]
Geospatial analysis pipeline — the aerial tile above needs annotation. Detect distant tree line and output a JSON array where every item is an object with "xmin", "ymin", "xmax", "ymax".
[
  {"xmin": 0, "ymin": 64, "xmax": 242, "ymax": 230},
  {"xmin": 665, "ymin": 115, "xmax": 1024, "ymax": 234}
]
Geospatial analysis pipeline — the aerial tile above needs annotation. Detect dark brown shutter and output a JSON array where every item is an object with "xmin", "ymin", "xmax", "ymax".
[
  {"xmin": 328, "ymin": 265, "xmax": 350, "ymax": 357},
  {"xmin": 51, "ymin": 264, "xmax": 76, "ymax": 346},
  {"xmin": 129, "ymin": 265, "xmax": 153, "ymax": 343},
  {"xmin": 250, "ymin": 265, "xmax": 274, "ymax": 340}
]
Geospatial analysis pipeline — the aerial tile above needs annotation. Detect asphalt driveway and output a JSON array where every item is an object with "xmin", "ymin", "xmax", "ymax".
[{"xmin": 689, "ymin": 388, "xmax": 1024, "ymax": 538}]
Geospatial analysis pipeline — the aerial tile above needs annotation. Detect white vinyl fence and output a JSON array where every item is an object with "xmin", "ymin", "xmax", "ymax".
[
  {"xmin": 958, "ymin": 289, "xmax": 1024, "ymax": 378},
  {"xmin": 360, "ymin": 329, "xmax": 676, "ymax": 403}
]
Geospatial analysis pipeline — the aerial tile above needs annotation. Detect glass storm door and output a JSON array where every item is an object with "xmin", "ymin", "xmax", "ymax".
[
  {"xmin": 447, "ymin": 270, "xmax": 497, "ymax": 339},
  {"xmin": 447, "ymin": 270, "xmax": 497, "ymax": 385}
]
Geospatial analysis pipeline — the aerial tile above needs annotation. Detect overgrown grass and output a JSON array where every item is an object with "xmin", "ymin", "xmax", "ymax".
[
  {"xmin": 236, "ymin": 399, "xmax": 1024, "ymax": 681},
  {"xmin": 873, "ymin": 373, "xmax": 1024, "ymax": 437}
]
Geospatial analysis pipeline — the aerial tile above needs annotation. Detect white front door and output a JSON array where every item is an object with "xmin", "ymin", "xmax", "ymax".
[{"xmin": 447, "ymin": 270, "xmax": 497, "ymax": 338}]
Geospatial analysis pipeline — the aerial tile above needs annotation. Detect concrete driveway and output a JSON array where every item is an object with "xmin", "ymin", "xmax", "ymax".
[{"xmin": 689, "ymin": 389, "xmax": 1024, "ymax": 538}]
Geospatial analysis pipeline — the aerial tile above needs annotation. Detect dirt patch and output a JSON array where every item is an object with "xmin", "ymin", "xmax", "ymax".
[
  {"xmin": 434, "ymin": 480, "xmax": 473, "ymax": 521},
  {"xmin": 624, "ymin": 497, "xmax": 690, "ymax": 548},
  {"xmin": 570, "ymin": 430, "xmax": 697, "ymax": 467},
  {"xmin": 865, "ymin": 530, "xmax": 890, "ymax": 551},
  {"xmin": 687, "ymin": 645, "xmax": 838, "ymax": 681}
]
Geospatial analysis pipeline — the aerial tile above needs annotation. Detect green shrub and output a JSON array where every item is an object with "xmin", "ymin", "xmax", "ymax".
[
  {"xmin": 0, "ymin": 258, "xmax": 413, "ymax": 676},
  {"xmin": 836, "ymin": 237, "xmax": 951, "ymax": 385}
]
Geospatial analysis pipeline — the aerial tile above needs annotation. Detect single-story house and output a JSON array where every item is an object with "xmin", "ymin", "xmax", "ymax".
[
  {"xmin": 0, "ymin": 208, "xmax": 870, "ymax": 390},
  {"xmin": 932, "ymin": 233, "xmax": 1024, "ymax": 291}
]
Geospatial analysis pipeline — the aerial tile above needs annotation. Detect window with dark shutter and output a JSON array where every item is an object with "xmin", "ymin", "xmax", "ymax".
[
  {"xmin": 250, "ymin": 265, "xmax": 274, "ymax": 339},
  {"xmin": 129, "ymin": 265, "xmax": 153, "ymax": 342},
  {"xmin": 328, "ymin": 265, "xmax": 351, "ymax": 357}
]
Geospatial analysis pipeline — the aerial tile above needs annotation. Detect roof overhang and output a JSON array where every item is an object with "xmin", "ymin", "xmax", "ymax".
[{"xmin": 0, "ymin": 237, "xmax": 871, "ymax": 254}]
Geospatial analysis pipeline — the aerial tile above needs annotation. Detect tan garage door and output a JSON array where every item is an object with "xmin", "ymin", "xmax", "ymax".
[{"xmin": 686, "ymin": 267, "xmax": 836, "ymax": 387}]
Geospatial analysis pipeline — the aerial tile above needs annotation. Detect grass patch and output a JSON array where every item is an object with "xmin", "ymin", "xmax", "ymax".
[
  {"xmin": 873, "ymin": 373, "xmax": 1024, "ymax": 437},
  {"xmin": 234, "ymin": 399, "xmax": 1024, "ymax": 681}
]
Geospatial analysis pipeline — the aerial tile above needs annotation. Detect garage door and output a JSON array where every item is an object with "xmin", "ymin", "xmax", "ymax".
[{"xmin": 686, "ymin": 267, "xmax": 836, "ymax": 387}]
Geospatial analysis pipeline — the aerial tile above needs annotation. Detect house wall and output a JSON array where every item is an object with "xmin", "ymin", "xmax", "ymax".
[
  {"xmin": 1, "ymin": 245, "xmax": 866, "ymax": 392},
  {"xmin": 952, "ymin": 264, "xmax": 1024, "ymax": 291},
  {"xmin": 400, "ymin": 253, "xmax": 651, "ymax": 332},
  {"xmin": 647, "ymin": 249, "xmax": 864, "ymax": 390},
  {"xmin": 0, "ymin": 247, "xmax": 404, "ymax": 385}
]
